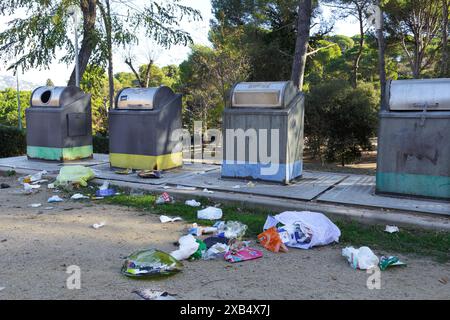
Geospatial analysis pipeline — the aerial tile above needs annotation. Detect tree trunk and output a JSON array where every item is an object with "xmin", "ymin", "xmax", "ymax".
[
  {"xmin": 68, "ymin": 0, "xmax": 97, "ymax": 86},
  {"xmin": 352, "ymin": 5, "xmax": 365, "ymax": 88},
  {"xmin": 144, "ymin": 60, "xmax": 154, "ymax": 88},
  {"xmin": 98, "ymin": 0, "xmax": 114, "ymax": 110},
  {"xmin": 291, "ymin": 0, "xmax": 312, "ymax": 90},
  {"xmin": 441, "ymin": 0, "xmax": 449, "ymax": 77},
  {"xmin": 376, "ymin": 1, "xmax": 387, "ymax": 111}
]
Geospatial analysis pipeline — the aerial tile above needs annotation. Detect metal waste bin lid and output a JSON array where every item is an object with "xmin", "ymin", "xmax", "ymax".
[
  {"xmin": 115, "ymin": 86, "xmax": 175, "ymax": 110},
  {"xmin": 231, "ymin": 81, "xmax": 297, "ymax": 108},
  {"xmin": 31, "ymin": 86, "xmax": 83, "ymax": 108},
  {"xmin": 388, "ymin": 78, "xmax": 450, "ymax": 111}
]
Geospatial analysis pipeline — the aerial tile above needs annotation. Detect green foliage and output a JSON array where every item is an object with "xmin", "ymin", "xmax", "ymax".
[
  {"xmin": 306, "ymin": 81, "xmax": 379, "ymax": 165},
  {"xmin": 0, "ymin": 88, "xmax": 31, "ymax": 128},
  {"xmin": 0, "ymin": 125, "xmax": 26, "ymax": 158},
  {"xmin": 93, "ymin": 134, "xmax": 109, "ymax": 154}
]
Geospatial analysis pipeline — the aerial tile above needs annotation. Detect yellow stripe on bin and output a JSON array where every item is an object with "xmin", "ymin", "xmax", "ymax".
[{"xmin": 110, "ymin": 152, "xmax": 183, "ymax": 171}]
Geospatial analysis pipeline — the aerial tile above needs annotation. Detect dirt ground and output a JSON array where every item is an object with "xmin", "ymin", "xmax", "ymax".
[{"xmin": 0, "ymin": 176, "xmax": 449, "ymax": 300}]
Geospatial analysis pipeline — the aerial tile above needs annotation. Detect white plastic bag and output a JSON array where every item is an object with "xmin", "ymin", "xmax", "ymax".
[
  {"xmin": 263, "ymin": 211, "xmax": 341, "ymax": 249},
  {"xmin": 197, "ymin": 207, "xmax": 223, "ymax": 220},
  {"xmin": 185, "ymin": 199, "xmax": 201, "ymax": 207},
  {"xmin": 342, "ymin": 246, "xmax": 380, "ymax": 270},
  {"xmin": 170, "ymin": 234, "xmax": 199, "ymax": 261}
]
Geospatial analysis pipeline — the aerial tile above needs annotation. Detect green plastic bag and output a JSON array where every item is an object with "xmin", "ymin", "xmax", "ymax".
[
  {"xmin": 191, "ymin": 239, "xmax": 207, "ymax": 260},
  {"xmin": 122, "ymin": 249, "xmax": 183, "ymax": 278},
  {"xmin": 56, "ymin": 166, "xmax": 95, "ymax": 187}
]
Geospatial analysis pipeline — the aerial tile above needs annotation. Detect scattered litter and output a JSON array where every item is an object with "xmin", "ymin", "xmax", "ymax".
[
  {"xmin": 122, "ymin": 249, "xmax": 183, "ymax": 278},
  {"xmin": 439, "ymin": 277, "xmax": 449, "ymax": 285},
  {"xmin": 247, "ymin": 181, "xmax": 256, "ymax": 187},
  {"xmin": 138, "ymin": 170, "xmax": 162, "ymax": 179},
  {"xmin": 29, "ymin": 203, "xmax": 42, "ymax": 208},
  {"xmin": 342, "ymin": 246, "xmax": 380, "ymax": 270},
  {"xmin": 48, "ymin": 195, "xmax": 64, "ymax": 203},
  {"xmin": 23, "ymin": 183, "xmax": 40, "ymax": 193},
  {"xmin": 1, "ymin": 183, "xmax": 10, "ymax": 189},
  {"xmin": 188, "ymin": 223, "xmax": 218, "ymax": 236},
  {"xmin": 91, "ymin": 197, "xmax": 104, "ymax": 200},
  {"xmin": 156, "ymin": 192, "xmax": 173, "ymax": 204},
  {"xmin": 224, "ymin": 221, "xmax": 248, "ymax": 240},
  {"xmin": 56, "ymin": 166, "xmax": 95, "ymax": 187},
  {"xmin": 185, "ymin": 199, "xmax": 201, "ymax": 207},
  {"xmin": 203, "ymin": 243, "xmax": 229, "ymax": 260},
  {"xmin": 132, "ymin": 289, "xmax": 177, "ymax": 300},
  {"xmin": 224, "ymin": 247, "xmax": 263, "ymax": 263},
  {"xmin": 379, "ymin": 256, "xmax": 407, "ymax": 271},
  {"xmin": 197, "ymin": 207, "xmax": 223, "ymax": 220},
  {"xmin": 0, "ymin": 287, "xmax": 4, "ymax": 291},
  {"xmin": 170, "ymin": 234, "xmax": 199, "ymax": 261},
  {"xmin": 262, "ymin": 211, "xmax": 341, "ymax": 249},
  {"xmin": 159, "ymin": 215, "xmax": 182, "ymax": 223},
  {"xmin": 176, "ymin": 186, "xmax": 197, "ymax": 191},
  {"xmin": 385, "ymin": 225, "xmax": 400, "ymax": 234},
  {"xmin": 32, "ymin": 179, "xmax": 48, "ymax": 185},
  {"xmin": 44, "ymin": 207, "xmax": 54, "ymax": 210},
  {"xmin": 163, "ymin": 186, "xmax": 171, "ymax": 189},
  {"xmin": 191, "ymin": 239, "xmax": 207, "ymax": 260},
  {"xmin": 99, "ymin": 181, "xmax": 110, "ymax": 191},
  {"xmin": 115, "ymin": 168, "xmax": 133, "ymax": 175},
  {"xmin": 71, "ymin": 193, "xmax": 89, "ymax": 200},
  {"xmin": 92, "ymin": 222, "xmax": 106, "ymax": 230},
  {"xmin": 203, "ymin": 236, "xmax": 228, "ymax": 249},
  {"xmin": 203, "ymin": 188, "xmax": 214, "ymax": 194},
  {"xmin": 232, "ymin": 185, "xmax": 241, "ymax": 189},
  {"xmin": 95, "ymin": 189, "xmax": 116, "ymax": 197},
  {"xmin": 47, "ymin": 183, "xmax": 55, "ymax": 189},
  {"xmin": 258, "ymin": 227, "xmax": 289, "ymax": 253},
  {"xmin": 20, "ymin": 170, "xmax": 47, "ymax": 184}
]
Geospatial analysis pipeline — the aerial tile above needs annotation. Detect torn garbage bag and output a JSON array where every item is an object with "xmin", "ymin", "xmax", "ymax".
[
  {"xmin": 170, "ymin": 234, "xmax": 200, "ymax": 261},
  {"xmin": 342, "ymin": 246, "xmax": 379, "ymax": 270},
  {"xmin": 263, "ymin": 211, "xmax": 341, "ymax": 249},
  {"xmin": 122, "ymin": 249, "xmax": 183, "ymax": 278},
  {"xmin": 56, "ymin": 166, "xmax": 95, "ymax": 187}
]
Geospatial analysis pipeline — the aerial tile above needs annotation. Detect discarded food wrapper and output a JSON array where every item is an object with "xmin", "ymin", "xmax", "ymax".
[
  {"xmin": 203, "ymin": 243, "xmax": 229, "ymax": 260},
  {"xmin": 132, "ymin": 289, "xmax": 177, "ymax": 300},
  {"xmin": 188, "ymin": 224, "xmax": 218, "ymax": 236},
  {"xmin": 224, "ymin": 247, "xmax": 263, "ymax": 263},
  {"xmin": 342, "ymin": 246, "xmax": 380, "ymax": 270},
  {"xmin": 263, "ymin": 211, "xmax": 341, "ymax": 249},
  {"xmin": 379, "ymin": 256, "xmax": 407, "ymax": 271},
  {"xmin": 48, "ymin": 195, "xmax": 64, "ymax": 203},
  {"xmin": 115, "ymin": 168, "xmax": 133, "ymax": 175},
  {"xmin": 258, "ymin": 227, "xmax": 288, "ymax": 253},
  {"xmin": 56, "ymin": 166, "xmax": 95, "ymax": 187},
  {"xmin": 92, "ymin": 222, "xmax": 106, "ymax": 230},
  {"xmin": 71, "ymin": 193, "xmax": 89, "ymax": 200},
  {"xmin": 160, "ymin": 215, "xmax": 182, "ymax": 223},
  {"xmin": 95, "ymin": 189, "xmax": 116, "ymax": 197},
  {"xmin": 138, "ymin": 170, "xmax": 162, "ymax": 179},
  {"xmin": 29, "ymin": 203, "xmax": 42, "ymax": 208},
  {"xmin": 20, "ymin": 170, "xmax": 47, "ymax": 184},
  {"xmin": 156, "ymin": 192, "xmax": 173, "ymax": 205},
  {"xmin": 122, "ymin": 249, "xmax": 183, "ymax": 278},
  {"xmin": 197, "ymin": 207, "xmax": 223, "ymax": 220},
  {"xmin": 224, "ymin": 221, "xmax": 248, "ymax": 240},
  {"xmin": 170, "ymin": 234, "xmax": 199, "ymax": 261},
  {"xmin": 185, "ymin": 199, "xmax": 201, "ymax": 207},
  {"xmin": 385, "ymin": 225, "xmax": 400, "ymax": 234}
]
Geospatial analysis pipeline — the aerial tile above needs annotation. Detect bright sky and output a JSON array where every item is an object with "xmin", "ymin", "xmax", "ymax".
[{"xmin": 0, "ymin": 0, "xmax": 359, "ymax": 86}]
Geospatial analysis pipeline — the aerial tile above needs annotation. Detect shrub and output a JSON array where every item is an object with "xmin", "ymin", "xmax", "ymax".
[
  {"xmin": 0, "ymin": 125, "xmax": 26, "ymax": 158},
  {"xmin": 93, "ymin": 134, "xmax": 109, "ymax": 154},
  {"xmin": 305, "ymin": 81, "xmax": 379, "ymax": 165}
]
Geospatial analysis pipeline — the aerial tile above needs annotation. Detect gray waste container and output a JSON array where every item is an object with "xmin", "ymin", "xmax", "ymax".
[
  {"xmin": 26, "ymin": 86, "xmax": 93, "ymax": 161},
  {"xmin": 109, "ymin": 86, "xmax": 182, "ymax": 170},
  {"xmin": 222, "ymin": 81, "xmax": 305, "ymax": 184},
  {"xmin": 376, "ymin": 78, "xmax": 450, "ymax": 200}
]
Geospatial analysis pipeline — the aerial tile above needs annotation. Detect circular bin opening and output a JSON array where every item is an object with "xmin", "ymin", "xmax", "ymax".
[{"xmin": 40, "ymin": 90, "xmax": 52, "ymax": 104}]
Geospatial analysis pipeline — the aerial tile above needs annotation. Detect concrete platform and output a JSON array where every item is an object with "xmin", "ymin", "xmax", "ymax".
[{"xmin": 1, "ymin": 155, "xmax": 449, "ymax": 225}]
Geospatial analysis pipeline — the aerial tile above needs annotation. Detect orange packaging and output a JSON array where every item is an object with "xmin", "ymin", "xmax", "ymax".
[{"xmin": 257, "ymin": 227, "xmax": 288, "ymax": 253}]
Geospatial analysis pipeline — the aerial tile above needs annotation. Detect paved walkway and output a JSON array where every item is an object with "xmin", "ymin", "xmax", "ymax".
[{"xmin": 1, "ymin": 154, "xmax": 449, "ymax": 230}]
